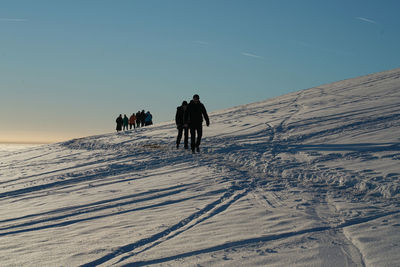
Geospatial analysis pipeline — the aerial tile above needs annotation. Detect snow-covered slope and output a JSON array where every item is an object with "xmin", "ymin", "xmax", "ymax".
[{"xmin": 1, "ymin": 68, "xmax": 400, "ymax": 266}]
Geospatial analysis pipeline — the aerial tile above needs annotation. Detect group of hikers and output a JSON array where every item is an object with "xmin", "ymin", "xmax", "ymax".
[
  {"xmin": 116, "ymin": 110, "xmax": 153, "ymax": 131},
  {"xmin": 115, "ymin": 94, "xmax": 209, "ymax": 154}
]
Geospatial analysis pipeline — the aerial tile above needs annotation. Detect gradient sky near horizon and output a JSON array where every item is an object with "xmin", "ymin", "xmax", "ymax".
[{"xmin": 1, "ymin": 0, "xmax": 400, "ymax": 143}]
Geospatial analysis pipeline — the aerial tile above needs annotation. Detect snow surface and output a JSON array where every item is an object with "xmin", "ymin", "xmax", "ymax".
[
  {"xmin": 1, "ymin": 68, "xmax": 400, "ymax": 266},
  {"xmin": 0, "ymin": 144, "xmax": 40, "ymax": 154}
]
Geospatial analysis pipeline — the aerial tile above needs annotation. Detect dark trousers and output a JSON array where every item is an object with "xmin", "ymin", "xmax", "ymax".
[
  {"xmin": 190, "ymin": 124, "xmax": 203, "ymax": 151},
  {"xmin": 129, "ymin": 123, "xmax": 135, "ymax": 130},
  {"xmin": 177, "ymin": 127, "xmax": 189, "ymax": 148}
]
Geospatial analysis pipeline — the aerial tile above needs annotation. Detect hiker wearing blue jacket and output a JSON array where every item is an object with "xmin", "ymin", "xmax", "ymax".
[{"xmin": 145, "ymin": 111, "xmax": 153, "ymax": 126}]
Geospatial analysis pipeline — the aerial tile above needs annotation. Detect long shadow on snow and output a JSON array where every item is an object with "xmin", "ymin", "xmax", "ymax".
[
  {"xmin": 9, "ymin": 165, "xmax": 197, "ymax": 204},
  {"xmin": 81, "ymin": 187, "xmax": 249, "ymax": 267},
  {"xmin": 126, "ymin": 210, "xmax": 400, "ymax": 266},
  {"xmin": 0, "ymin": 188, "xmax": 227, "ymax": 237},
  {"xmin": 1, "ymin": 143, "xmax": 160, "ymax": 186},
  {"xmin": 0, "ymin": 150, "xmax": 195, "ymax": 200},
  {"xmin": 0, "ymin": 184, "xmax": 191, "ymax": 225},
  {"xmin": 116, "ymin": 188, "xmax": 250, "ymax": 264},
  {"xmin": 0, "ymin": 152, "xmax": 122, "ymax": 186},
  {"xmin": 1, "ymin": 135, "xmax": 173, "ymax": 186}
]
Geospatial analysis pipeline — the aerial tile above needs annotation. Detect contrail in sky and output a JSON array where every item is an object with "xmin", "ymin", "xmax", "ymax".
[
  {"xmin": 356, "ymin": 17, "xmax": 377, "ymax": 24},
  {"xmin": 241, "ymin": 52, "xmax": 263, "ymax": 59},
  {"xmin": 193, "ymin": 40, "xmax": 210, "ymax": 45},
  {"xmin": 0, "ymin": 18, "xmax": 28, "ymax": 22}
]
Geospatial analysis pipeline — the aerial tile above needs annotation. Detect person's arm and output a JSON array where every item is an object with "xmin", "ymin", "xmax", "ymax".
[
  {"xmin": 175, "ymin": 109, "xmax": 180, "ymax": 125},
  {"xmin": 201, "ymin": 104, "xmax": 210, "ymax": 126}
]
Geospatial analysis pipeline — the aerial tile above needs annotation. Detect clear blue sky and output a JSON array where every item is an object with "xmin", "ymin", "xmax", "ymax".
[{"xmin": 1, "ymin": 0, "xmax": 399, "ymax": 143}]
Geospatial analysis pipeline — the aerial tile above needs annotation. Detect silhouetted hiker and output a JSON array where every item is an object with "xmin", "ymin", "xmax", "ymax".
[
  {"xmin": 187, "ymin": 94, "xmax": 209, "ymax": 153},
  {"xmin": 175, "ymin": 101, "xmax": 189, "ymax": 149},
  {"xmin": 145, "ymin": 111, "xmax": 153, "ymax": 126},
  {"xmin": 136, "ymin": 111, "xmax": 141, "ymax": 128},
  {"xmin": 116, "ymin": 114, "xmax": 123, "ymax": 132},
  {"xmin": 123, "ymin": 114, "xmax": 129, "ymax": 131},
  {"xmin": 129, "ymin": 113, "xmax": 136, "ymax": 129},
  {"xmin": 140, "ymin": 110, "xmax": 146, "ymax": 127}
]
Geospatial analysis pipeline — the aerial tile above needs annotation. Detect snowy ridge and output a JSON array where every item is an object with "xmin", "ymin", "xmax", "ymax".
[{"xmin": 1, "ymin": 68, "xmax": 400, "ymax": 266}]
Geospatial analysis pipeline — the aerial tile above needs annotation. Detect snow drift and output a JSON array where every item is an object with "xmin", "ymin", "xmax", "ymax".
[{"xmin": 1, "ymin": 68, "xmax": 400, "ymax": 266}]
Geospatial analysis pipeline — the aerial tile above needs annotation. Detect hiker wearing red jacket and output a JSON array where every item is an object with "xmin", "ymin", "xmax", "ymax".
[{"xmin": 129, "ymin": 113, "xmax": 136, "ymax": 129}]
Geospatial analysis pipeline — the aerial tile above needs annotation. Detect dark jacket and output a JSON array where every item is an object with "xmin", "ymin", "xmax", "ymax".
[
  {"xmin": 187, "ymin": 100, "xmax": 209, "ymax": 126},
  {"xmin": 175, "ymin": 106, "xmax": 189, "ymax": 128},
  {"xmin": 140, "ymin": 111, "xmax": 146, "ymax": 123},
  {"xmin": 136, "ymin": 112, "xmax": 141, "ymax": 123},
  {"xmin": 116, "ymin": 116, "xmax": 123, "ymax": 131}
]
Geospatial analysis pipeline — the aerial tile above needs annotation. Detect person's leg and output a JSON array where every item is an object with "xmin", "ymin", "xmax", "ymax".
[
  {"xmin": 176, "ymin": 128, "xmax": 183, "ymax": 148},
  {"xmin": 196, "ymin": 125, "xmax": 203, "ymax": 151},
  {"xmin": 190, "ymin": 127, "xmax": 196, "ymax": 152},
  {"xmin": 183, "ymin": 128, "xmax": 189, "ymax": 148}
]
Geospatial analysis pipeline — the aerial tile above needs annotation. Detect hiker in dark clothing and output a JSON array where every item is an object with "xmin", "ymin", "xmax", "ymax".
[
  {"xmin": 116, "ymin": 114, "xmax": 123, "ymax": 132},
  {"xmin": 187, "ymin": 94, "xmax": 210, "ymax": 153},
  {"xmin": 136, "ymin": 111, "xmax": 141, "ymax": 128},
  {"xmin": 123, "ymin": 114, "xmax": 129, "ymax": 131},
  {"xmin": 175, "ymin": 101, "xmax": 189, "ymax": 149},
  {"xmin": 140, "ymin": 110, "xmax": 146, "ymax": 127}
]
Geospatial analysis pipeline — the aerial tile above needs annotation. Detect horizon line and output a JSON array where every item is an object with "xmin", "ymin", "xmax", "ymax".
[{"xmin": 0, "ymin": 141, "xmax": 54, "ymax": 145}]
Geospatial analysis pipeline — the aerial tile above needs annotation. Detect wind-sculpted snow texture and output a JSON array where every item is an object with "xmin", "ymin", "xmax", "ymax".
[{"xmin": 1, "ymin": 69, "xmax": 400, "ymax": 266}]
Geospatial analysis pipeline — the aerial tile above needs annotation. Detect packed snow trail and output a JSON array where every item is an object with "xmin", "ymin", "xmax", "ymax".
[{"xmin": 0, "ymin": 68, "xmax": 399, "ymax": 266}]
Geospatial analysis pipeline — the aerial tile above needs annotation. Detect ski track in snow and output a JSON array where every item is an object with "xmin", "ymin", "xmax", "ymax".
[{"xmin": 1, "ymin": 69, "xmax": 400, "ymax": 266}]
